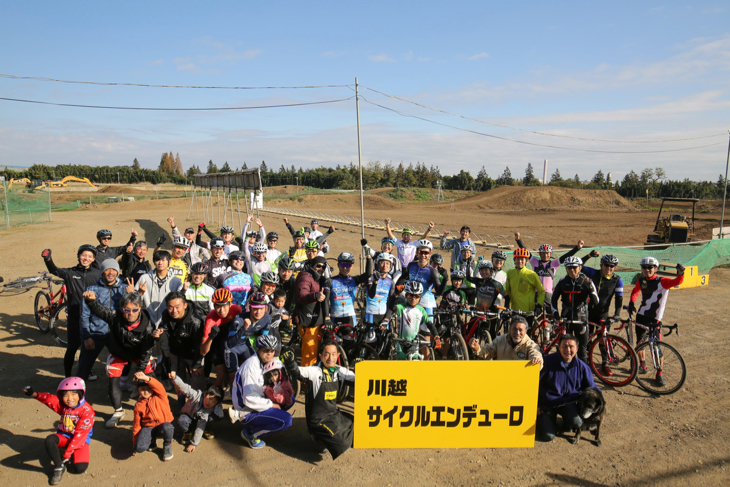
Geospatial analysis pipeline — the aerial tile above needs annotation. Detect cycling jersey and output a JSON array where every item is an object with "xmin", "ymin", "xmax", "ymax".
[
  {"xmin": 366, "ymin": 273, "xmax": 394, "ymax": 321},
  {"xmin": 466, "ymin": 276, "xmax": 505, "ymax": 311},
  {"xmin": 36, "ymin": 394, "xmax": 95, "ymax": 454},
  {"xmin": 171, "ymin": 226, "xmax": 209, "ymax": 264},
  {"xmin": 330, "ymin": 273, "xmax": 368, "ymax": 320},
  {"xmin": 185, "ymin": 282, "xmax": 215, "ymax": 319},
  {"xmin": 439, "ymin": 236, "xmax": 474, "ymax": 271},
  {"xmin": 368, "ymin": 248, "xmax": 402, "ymax": 276},
  {"xmin": 205, "ymin": 257, "xmax": 230, "ymax": 287},
  {"xmin": 551, "ymin": 274, "xmax": 598, "ymax": 320},
  {"xmin": 290, "ymin": 248, "xmax": 308, "ymax": 276},
  {"xmin": 245, "ymin": 248, "xmax": 272, "ymax": 287},
  {"xmin": 582, "ymin": 264, "xmax": 623, "ymax": 319},
  {"xmin": 504, "ymin": 267, "xmax": 545, "ymax": 313},
  {"xmin": 492, "ymin": 269, "xmax": 507, "ymax": 307},
  {"xmin": 452, "ymin": 256, "xmax": 477, "ymax": 289},
  {"xmin": 630, "ymin": 273, "xmax": 683, "ymax": 322},
  {"xmin": 399, "ymin": 263, "xmax": 444, "ymax": 312},
  {"xmin": 515, "ymin": 238, "xmax": 579, "ymax": 292},
  {"xmin": 216, "ymin": 271, "xmax": 253, "ymax": 308},
  {"xmin": 169, "ymin": 254, "xmax": 191, "ymax": 283},
  {"xmin": 394, "ymin": 239, "xmax": 418, "ymax": 268},
  {"xmin": 388, "ymin": 303, "xmax": 439, "ymax": 358}
]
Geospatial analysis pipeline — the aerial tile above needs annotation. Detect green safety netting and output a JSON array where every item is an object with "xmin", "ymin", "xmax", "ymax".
[
  {"xmin": 1, "ymin": 189, "xmax": 81, "ymax": 227},
  {"xmin": 494, "ymin": 239, "xmax": 730, "ymax": 285}
]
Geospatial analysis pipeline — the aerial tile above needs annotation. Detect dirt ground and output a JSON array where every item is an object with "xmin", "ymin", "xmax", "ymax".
[{"xmin": 1, "ymin": 189, "xmax": 729, "ymax": 486}]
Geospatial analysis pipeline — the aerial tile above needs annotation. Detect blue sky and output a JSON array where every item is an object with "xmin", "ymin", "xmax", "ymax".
[{"xmin": 0, "ymin": 1, "xmax": 728, "ymax": 182}]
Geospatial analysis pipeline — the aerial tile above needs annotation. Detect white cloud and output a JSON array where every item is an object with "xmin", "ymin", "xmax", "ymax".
[
  {"xmin": 468, "ymin": 52, "xmax": 490, "ymax": 60},
  {"xmin": 368, "ymin": 53, "xmax": 395, "ymax": 63},
  {"xmin": 176, "ymin": 63, "xmax": 198, "ymax": 71}
]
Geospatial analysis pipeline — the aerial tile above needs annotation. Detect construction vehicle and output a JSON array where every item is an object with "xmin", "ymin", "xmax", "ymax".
[
  {"xmin": 646, "ymin": 197, "xmax": 699, "ymax": 246},
  {"xmin": 7, "ymin": 178, "xmax": 31, "ymax": 189},
  {"xmin": 47, "ymin": 176, "xmax": 96, "ymax": 188}
]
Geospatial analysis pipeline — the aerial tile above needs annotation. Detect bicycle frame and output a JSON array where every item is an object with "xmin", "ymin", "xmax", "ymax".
[{"xmin": 461, "ymin": 309, "xmax": 499, "ymax": 343}]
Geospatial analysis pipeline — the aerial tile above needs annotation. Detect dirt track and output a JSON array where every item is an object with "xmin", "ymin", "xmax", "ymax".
[{"xmin": 1, "ymin": 191, "xmax": 729, "ymax": 486}]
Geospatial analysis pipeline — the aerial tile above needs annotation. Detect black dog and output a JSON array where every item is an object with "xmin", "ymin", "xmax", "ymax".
[{"xmin": 572, "ymin": 387, "xmax": 605, "ymax": 446}]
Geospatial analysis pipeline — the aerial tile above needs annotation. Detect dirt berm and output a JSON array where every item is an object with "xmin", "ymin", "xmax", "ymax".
[{"xmin": 444, "ymin": 186, "xmax": 632, "ymax": 210}]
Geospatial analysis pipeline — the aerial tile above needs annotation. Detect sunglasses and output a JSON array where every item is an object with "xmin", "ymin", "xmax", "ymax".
[
  {"xmin": 418, "ymin": 250, "xmax": 431, "ymax": 255},
  {"xmin": 213, "ymin": 302, "xmax": 230, "ymax": 308},
  {"xmin": 641, "ymin": 265, "xmax": 656, "ymax": 270},
  {"xmin": 268, "ymin": 239, "xmax": 278, "ymax": 243},
  {"xmin": 602, "ymin": 264, "xmax": 616, "ymax": 268},
  {"xmin": 338, "ymin": 262, "xmax": 353, "ymax": 268},
  {"xmin": 314, "ymin": 264, "xmax": 325, "ymax": 269},
  {"xmin": 100, "ymin": 237, "xmax": 111, "ymax": 240},
  {"xmin": 406, "ymin": 293, "xmax": 420, "ymax": 299},
  {"xmin": 122, "ymin": 308, "xmax": 140, "ymax": 314}
]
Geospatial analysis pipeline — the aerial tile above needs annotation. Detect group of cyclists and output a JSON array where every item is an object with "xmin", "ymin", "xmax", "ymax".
[{"xmin": 24, "ymin": 212, "xmax": 686, "ymax": 482}]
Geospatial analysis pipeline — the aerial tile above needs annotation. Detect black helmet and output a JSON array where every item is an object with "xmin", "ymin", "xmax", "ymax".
[
  {"xmin": 77, "ymin": 244, "xmax": 97, "ymax": 257},
  {"xmin": 266, "ymin": 232, "xmax": 279, "ymax": 241},
  {"xmin": 191, "ymin": 262, "xmax": 209, "ymax": 275},
  {"xmin": 96, "ymin": 229, "xmax": 112, "ymax": 239},
  {"xmin": 430, "ymin": 253, "xmax": 444, "ymax": 266},
  {"xmin": 278, "ymin": 255, "xmax": 295, "ymax": 270}
]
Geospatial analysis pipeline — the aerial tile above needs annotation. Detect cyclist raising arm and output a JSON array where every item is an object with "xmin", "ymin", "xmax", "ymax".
[
  {"xmin": 385, "ymin": 218, "xmax": 434, "ymax": 268},
  {"xmin": 95, "ymin": 228, "xmax": 137, "ymax": 264},
  {"xmin": 504, "ymin": 248, "xmax": 545, "ymax": 328}
]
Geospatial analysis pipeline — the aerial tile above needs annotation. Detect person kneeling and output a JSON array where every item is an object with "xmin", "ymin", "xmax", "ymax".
[
  {"xmin": 132, "ymin": 372, "xmax": 175, "ymax": 461},
  {"xmin": 281, "ymin": 340, "xmax": 355, "ymax": 460},
  {"xmin": 169, "ymin": 371, "xmax": 223, "ymax": 453},
  {"xmin": 469, "ymin": 316, "xmax": 543, "ymax": 367},
  {"xmin": 536, "ymin": 335, "xmax": 598, "ymax": 442}
]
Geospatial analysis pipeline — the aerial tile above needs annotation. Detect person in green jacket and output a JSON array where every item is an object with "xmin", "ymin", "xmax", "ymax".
[{"xmin": 504, "ymin": 247, "xmax": 545, "ymax": 329}]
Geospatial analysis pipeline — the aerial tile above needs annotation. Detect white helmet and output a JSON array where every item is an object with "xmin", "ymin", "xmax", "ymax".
[
  {"xmin": 377, "ymin": 252, "xmax": 396, "ymax": 265},
  {"xmin": 563, "ymin": 256, "xmax": 583, "ymax": 267},
  {"xmin": 253, "ymin": 242, "xmax": 268, "ymax": 254},
  {"xmin": 416, "ymin": 239, "xmax": 433, "ymax": 252},
  {"xmin": 404, "ymin": 281, "xmax": 424, "ymax": 295},
  {"xmin": 172, "ymin": 236, "xmax": 191, "ymax": 249},
  {"xmin": 640, "ymin": 256, "xmax": 659, "ymax": 267}
]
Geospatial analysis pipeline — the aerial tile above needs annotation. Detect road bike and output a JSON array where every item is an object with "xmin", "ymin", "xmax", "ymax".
[
  {"xmin": 587, "ymin": 318, "xmax": 638, "ymax": 387},
  {"xmin": 623, "ymin": 318, "xmax": 686, "ymax": 395}
]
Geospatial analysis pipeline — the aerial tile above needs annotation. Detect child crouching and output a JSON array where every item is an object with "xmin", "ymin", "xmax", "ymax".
[
  {"xmin": 24, "ymin": 377, "xmax": 94, "ymax": 485},
  {"xmin": 132, "ymin": 371, "xmax": 175, "ymax": 461},
  {"xmin": 169, "ymin": 371, "xmax": 224, "ymax": 452},
  {"xmin": 262, "ymin": 359, "xmax": 293, "ymax": 409}
]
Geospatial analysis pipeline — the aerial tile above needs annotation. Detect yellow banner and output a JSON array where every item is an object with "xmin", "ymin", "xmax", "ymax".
[{"xmin": 354, "ymin": 361, "xmax": 539, "ymax": 449}]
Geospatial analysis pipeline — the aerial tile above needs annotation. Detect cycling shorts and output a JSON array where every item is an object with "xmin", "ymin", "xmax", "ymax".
[{"xmin": 106, "ymin": 354, "xmax": 155, "ymax": 378}]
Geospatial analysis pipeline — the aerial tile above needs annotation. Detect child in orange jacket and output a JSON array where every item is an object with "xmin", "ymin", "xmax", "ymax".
[{"xmin": 132, "ymin": 371, "xmax": 175, "ymax": 461}]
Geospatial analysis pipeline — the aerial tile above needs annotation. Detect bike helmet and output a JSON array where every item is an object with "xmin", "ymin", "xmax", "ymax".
[
  {"xmin": 513, "ymin": 248, "xmax": 530, "ymax": 259},
  {"xmin": 249, "ymin": 291, "xmax": 268, "ymax": 308},
  {"xmin": 246, "ymin": 231, "xmax": 259, "ymax": 239},
  {"xmin": 601, "ymin": 254, "xmax": 619, "ymax": 266},
  {"xmin": 253, "ymin": 242, "xmax": 268, "ymax": 254},
  {"xmin": 212, "ymin": 288, "xmax": 233, "ymax": 304},
  {"xmin": 303, "ymin": 226, "xmax": 311, "ymax": 234},
  {"xmin": 563, "ymin": 256, "xmax": 583, "ymax": 267},
  {"xmin": 260, "ymin": 271, "xmax": 280, "ymax": 285},
  {"xmin": 461, "ymin": 243, "xmax": 476, "ymax": 254},
  {"xmin": 478, "ymin": 260, "xmax": 494, "ymax": 270},
  {"xmin": 404, "ymin": 281, "xmax": 424, "ymax": 296},
  {"xmin": 417, "ymin": 239, "xmax": 433, "ymax": 252},
  {"xmin": 538, "ymin": 244, "xmax": 553, "ymax": 253},
  {"xmin": 173, "ymin": 236, "xmax": 191, "ymax": 249},
  {"xmin": 451, "ymin": 270, "xmax": 466, "ymax": 281},
  {"xmin": 211, "ymin": 237, "xmax": 226, "ymax": 249},
  {"xmin": 310, "ymin": 219, "xmax": 319, "ymax": 225},
  {"xmin": 96, "ymin": 229, "xmax": 112, "ymax": 239},
  {"xmin": 190, "ymin": 262, "xmax": 209, "ymax": 275},
  {"xmin": 278, "ymin": 255, "xmax": 296, "ymax": 270},
  {"xmin": 293, "ymin": 230, "xmax": 305, "ymax": 239},
  {"xmin": 376, "ymin": 252, "xmax": 396, "ymax": 265},
  {"xmin": 401, "ymin": 228, "xmax": 416, "ymax": 235},
  {"xmin": 337, "ymin": 252, "xmax": 355, "ymax": 264},
  {"xmin": 266, "ymin": 232, "xmax": 278, "ymax": 241},
  {"xmin": 492, "ymin": 250, "xmax": 507, "ymax": 261},
  {"xmin": 256, "ymin": 334, "xmax": 278, "ymax": 350},
  {"xmin": 381, "ymin": 236, "xmax": 396, "ymax": 246},
  {"xmin": 430, "ymin": 253, "xmax": 444, "ymax": 265},
  {"xmin": 304, "ymin": 240, "xmax": 319, "ymax": 251},
  {"xmin": 220, "ymin": 226, "xmax": 234, "ymax": 235},
  {"xmin": 640, "ymin": 256, "xmax": 659, "ymax": 267},
  {"xmin": 58, "ymin": 377, "xmax": 86, "ymax": 399},
  {"xmin": 228, "ymin": 251, "xmax": 245, "ymax": 262},
  {"xmin": 262, "ymin": 359, "xmax": 283, "ymax": 375},
  {"xmin": 77, "ymin": 244, "xmax": 97, "ymax": 257}
]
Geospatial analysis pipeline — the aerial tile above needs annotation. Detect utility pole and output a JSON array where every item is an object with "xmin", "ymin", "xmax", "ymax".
[
  {"xmin": 117, "ymin": 172, "xmax": 120, "ymax": 185},
  {"xmin": 355, "ymin": 77, "xmax": 365, "ymax": 241},
  {"xmin": 720, "ymin": 132, "xmax": 730, "ymax": 239}
]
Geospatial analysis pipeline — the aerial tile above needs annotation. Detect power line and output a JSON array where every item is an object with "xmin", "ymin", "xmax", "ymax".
[
  {"xmin": 0, "ymin": 96, "xmax": 354, "ymax": 111},
  {"xmin": 361, "ymin": 97, "xmax": 725, "ymax": 154},
  {"xmin": 364, "ymin": 86, "xmax": 726, "ymax": 143},
  {"xmin": 0, "ymin": 73, "xmax": 351, "ymax": 90}
]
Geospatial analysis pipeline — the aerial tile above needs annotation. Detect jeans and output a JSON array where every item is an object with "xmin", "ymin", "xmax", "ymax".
[
  {"xmin": 76, "ymin": 334, "xmax": 110, "ymax": 380},
  {"xmin": 135, "ymin": 423, "xmax": 174, "ymax": 453},
  {"xmin": 536, "ymin": 402, "xmax": 583, "ymax": 442}
]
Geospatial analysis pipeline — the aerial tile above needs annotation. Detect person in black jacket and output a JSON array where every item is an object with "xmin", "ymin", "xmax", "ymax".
[
  {"xmin": 41, "ymin": 244, "xmax": 102, "ymax": 377},
  {"xmin": 121, "ymin": 240, "xmax": 153, "ymax": 284},
  {"xmin": 159, "ymin": 291, "xmax": 205, "ymax": 391},
  {"xmin": 83, "ymin": 291, "xmax": 162, "ymax": 428},
  {"xmin": 95, "ymin": 228, "xmax": 137, "ymax": 265}
]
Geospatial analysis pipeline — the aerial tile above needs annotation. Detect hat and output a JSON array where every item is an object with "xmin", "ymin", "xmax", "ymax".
[
  {"xmin": 100, "ymin": 259, "xmax": 120, "ymax": 273},
  {"xmin": 311, "ymin": 256, "xmax": 327, "ymax": 267},
  {"xmin": 184, "ymin": 227, "xmax": 195, "ymax": 234}
]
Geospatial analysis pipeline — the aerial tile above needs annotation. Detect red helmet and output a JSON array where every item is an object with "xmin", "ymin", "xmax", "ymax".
[{"xmin": 212, "ymin": 288, "xmax": 233, "ymax": 304}]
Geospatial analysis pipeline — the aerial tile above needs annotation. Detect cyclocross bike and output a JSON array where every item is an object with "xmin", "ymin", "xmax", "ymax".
[{"xmin": 2, "ymin": 272, "xmax": 68, "ymax": 346}]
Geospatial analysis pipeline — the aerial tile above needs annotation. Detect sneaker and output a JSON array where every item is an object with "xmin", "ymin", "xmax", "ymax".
[
  {"xmin": 241, "ymin": 429, "xmax": 265, "ymax": 449},
  {"xmin": 88, "ymin": 372, "xmax": 98, "ymax": 382},
  {"xmin": 163, "ymin": 444, "xmax": 174, "ymax": 461},
  {"xmin": 50, "ymin": 465, "xmax": 66, "ymax": 485},
  {"xmin": 203, "ymin": 429, "xmax": 214, "ymax": 440},
  {"xmin": 148, "ymin": 439, "xmax": 157, "ymax": 451},
  {"xmin": 224, "ymin": 387, "xmax": 232, "ymax": 402},
  {"xmin": 639, "ymin": 364, "xmax": 648, "ymax": 374},
  {"xmin": 601, "ymin": 364, "xmax": 613, "ymax": 376},
  {"xmin": 228, "ymin": 407, "xmax": 244, "ymax": 424},
  {"xmin": 105, "ymin": 409, "xmax": 125, "ymax": 429},
  {"xmin": 656, "ymin": 372, "xmax": 666, "ymax": 387}
]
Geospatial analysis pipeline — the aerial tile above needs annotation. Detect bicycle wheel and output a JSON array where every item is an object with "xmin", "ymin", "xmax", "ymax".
[
  {"xmin": 336, "ymin": 344, "xmax": 350, "ymax": 403},
  {"xmin": 352, "ymin": 344, "xmax": 380, "ymax": 364},
  {"xmin": 2, "ymin": 277, "xmax": 40, "ymax": 294},
  {"xmin": 447, "ymin": 333, "xmax": 470, "ymax": 361},
  {"xmin": 589, "ymin": 335, "xmax": 637, "ymax": 387},
  {"xmin": 530, "ymin": 320, "xmax": 551, "ymax": 354},
  {"xmin": 634, "ymin": 341, "xmax": 686, "ymax": 395},
  {"xmin": 34, "ymin": 291, "xmax": 52, "ymax": 333},
  {"xmin": 51, "ymin": 304, "xmax": 69, "ymax": 346}
]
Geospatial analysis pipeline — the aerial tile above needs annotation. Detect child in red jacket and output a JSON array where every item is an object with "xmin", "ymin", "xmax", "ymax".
[
  {"xmin": 24, "ymin": 377, "xmax": 95, "ymax": 485},
  {"xmin": 132, "ymin": 371, "xmax": 175, "ymax": 461}
]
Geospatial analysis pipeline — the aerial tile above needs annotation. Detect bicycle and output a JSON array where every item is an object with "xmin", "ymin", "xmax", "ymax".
[
  {"xmin": 1, "ymin": 273, "xmax": 46, "ymax": 294},
  {"xmin": 387, "ymin": 334, "xmax": 436, "ymax": 361},
  {"xmin": 432, "ymin": 308, "xmax": 469, "ymax": 361},
  {"xmin": 461, "ymin": 308, "xmax": 501, "ymax": 359},
  {"xmin": 623, "ymin": 318, "xmax": 686, "ymax": 395},
  {"xmin": 586, "ymin": 318, "xmax": 638, "ymax": 387},
  {"xmin": 33, "ymin": 272, "xmax": 69, "ymax": 346}
]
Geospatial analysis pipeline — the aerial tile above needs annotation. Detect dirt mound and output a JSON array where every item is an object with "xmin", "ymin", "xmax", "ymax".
[
  {"xmin": 97, "ymin": 185, "xmax": 150, "ymax": 194},
  {"xmin": 268, "ymin": 192, "xmax": 401, "ymax": 210},
  {"xmin": 450, "ymin": 186, "xmax": 632, "ymax": 210},
  {"xmin": 263, "ymin": 185, "xmax": 312, "ymax": 195}
]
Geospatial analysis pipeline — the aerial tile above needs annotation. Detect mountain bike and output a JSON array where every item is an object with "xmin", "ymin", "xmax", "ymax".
[
  {"xmin": 432, "ymin": 308, "xmax": 469, "ymax": 360},
  {"xmin": 1, "ymin": 273, "xmax": 46, "ymax": 294},
  {"xmin": 461, "ymin": 308, "xmax": 500, "ymax": 359},
  {"xmin": 32, "ymin": 273, "xmax": 69, "ymax": 345}
]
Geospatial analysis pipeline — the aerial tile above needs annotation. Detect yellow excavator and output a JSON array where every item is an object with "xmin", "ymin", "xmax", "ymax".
[
  {"xmin": 33, "ymin": 176, "xmax": 97, "ymax": 190},
  {"xmin": 7, "ymin": 178, "xmax": 31, "ymax": 189},
  {"xmin": 646, "ymin": 197, "xmax": 699, "ymax": 246}
]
